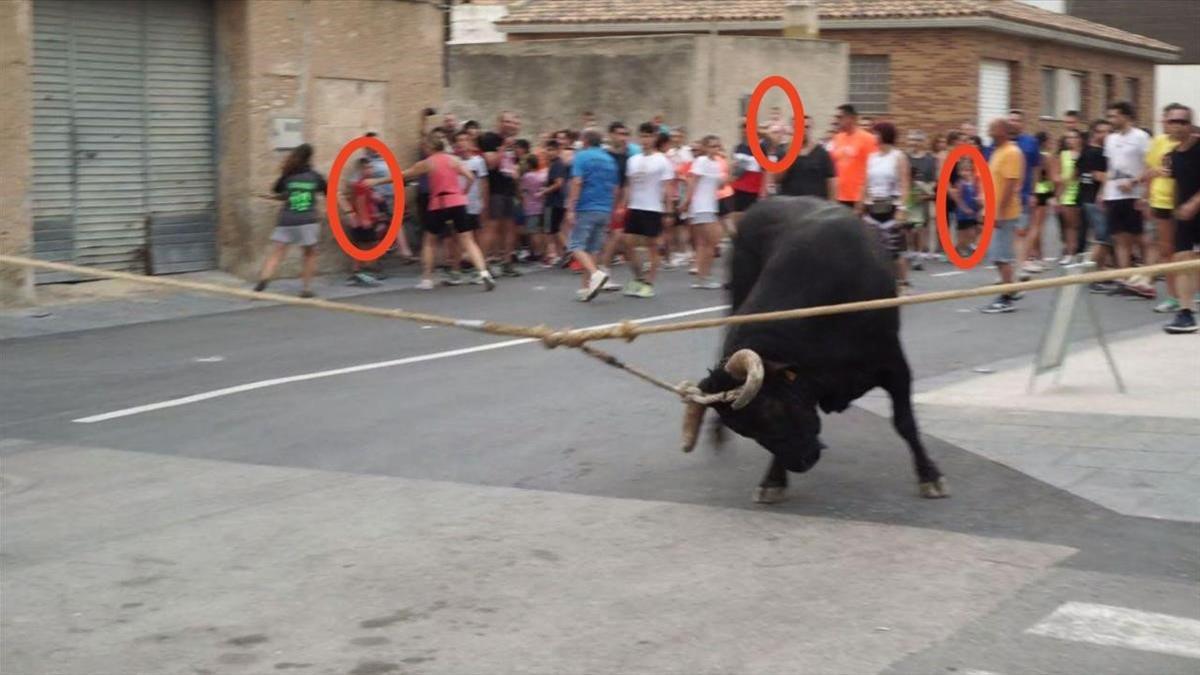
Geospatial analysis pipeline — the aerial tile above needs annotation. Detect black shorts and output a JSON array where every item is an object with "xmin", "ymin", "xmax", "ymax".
[
  {"xmin": 425, "ymin": 206, "xmax": 478, "ymax": 238},
  {"xmin": 1035, "ymin": 192, "xmax": 1052, "ymax": 206},
  {"xmin": 718, "ymin": 196, "xmax": 733, "ymax": 217},
  {"xmin": 625, "ymin": 209, "xmax": 664, "ymax": 238},
  {"xmin": 1176, "ymin": 216, "xmax": 1200, "ymax": 253},
  {"xmin": 956, "ymin": 218, "xmax": 979, "ymax": 230},
  {"xmin": 1152, "ymin": 207, "xmax": 1174, "ymax": 221},
  {"xmin": 348, "ymin": 225, "xmax": 378, "ymax": 246},
  {"xmin": 548, "ymin": 206, "xmax": 566, "ymax": 234},
  {"xmin": 732, "ymin": 190, "xmax": 758, "ymax": 213},
  {"xmin": 489, "ymin": 194, "xmax": 516, "ymax": 220},
  {"xmin": 416, "ymin": 191, "xmax": 430, "ymax": 227},
  {"xmin": 1106, "ymin": 199, "xmax": 1144, "ymax": 235}
]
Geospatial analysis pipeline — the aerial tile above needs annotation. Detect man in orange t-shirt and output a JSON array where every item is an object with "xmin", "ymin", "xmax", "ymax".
[{"xmin": 828, "ymin": 104, "xmax": 878, "ymax": 211}]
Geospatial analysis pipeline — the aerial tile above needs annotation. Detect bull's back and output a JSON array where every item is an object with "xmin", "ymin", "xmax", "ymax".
[{"xmin": 725, "ymin": 197, "xmax": 900, "ymax": 364}]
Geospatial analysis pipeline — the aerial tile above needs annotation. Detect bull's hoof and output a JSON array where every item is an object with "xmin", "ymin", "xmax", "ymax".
[
  {"xmin": 918, "ymin": 478, "xmax": 950, "ymax": 499},
  {"xmin": 753, "ymin": 486, "xmax": 788, "ymax": 504}
]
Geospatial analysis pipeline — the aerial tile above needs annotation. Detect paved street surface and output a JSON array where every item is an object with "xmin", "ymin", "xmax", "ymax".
[{"xmin": 3, "ymin": 257, "xmax": 1198, "ymax": 675}]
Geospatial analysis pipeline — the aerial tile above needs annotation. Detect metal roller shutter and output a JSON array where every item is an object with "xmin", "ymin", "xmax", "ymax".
[
  {"xmin": 30, "ymin": 0, "xmax": 215, "ymax": 279},
  {"xmin": 978, "ymin": 60, "xmax": 1011, "ymax": 144}
]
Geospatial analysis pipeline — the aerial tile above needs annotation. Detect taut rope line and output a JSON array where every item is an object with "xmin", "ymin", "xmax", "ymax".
[{"xmin": 4, "ymin": 254, "xmax": 1199, "ymax": 366}]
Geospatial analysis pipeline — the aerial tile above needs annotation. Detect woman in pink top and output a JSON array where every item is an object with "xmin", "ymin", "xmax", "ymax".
[{"xmin": 402, "ymin": 132, "xmax": 495, "ymax": 290}]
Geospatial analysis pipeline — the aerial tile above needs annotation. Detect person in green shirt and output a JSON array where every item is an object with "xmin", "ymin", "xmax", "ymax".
[{"xmin": 1056, "ymin": 128, "xmax": 1084, "ymax": 265}]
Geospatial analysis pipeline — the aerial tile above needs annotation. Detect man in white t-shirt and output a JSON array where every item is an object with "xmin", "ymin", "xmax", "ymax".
[
  {"xmin": 1102, "ymin": 101, "xmax": 1151, "ymax": 279},
  {"xmin": 621, "ymin": 122, "xmax": 675, "ymax": 298}
]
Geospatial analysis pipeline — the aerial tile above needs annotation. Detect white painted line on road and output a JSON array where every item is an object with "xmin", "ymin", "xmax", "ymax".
[
  {"xmin": 74, "ymin": 304, "xmax": 730, "ymax": 424},
  {"xmin": 961, "ymin": 670, "xmax": 1005, "ymax": 675},
  {"xmin": 1026, "ymin": 602, "xmax": 1200, "ymax": 660},
  {"xmin": 932, "ymin": 271, "xmax": 965, "ymax": 277}
]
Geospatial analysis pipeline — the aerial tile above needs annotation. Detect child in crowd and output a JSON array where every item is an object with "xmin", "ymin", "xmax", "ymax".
[
  {"xmin": 953, "ymin": 160, "xmax": 980, "ymax": 257},
  {"xmin": 519, "ymin": 154, "xmax": 550, "ymax": 264},
  {"xmin": 347, "ymin": 157, "xmax": 385, "ymax": 286}
]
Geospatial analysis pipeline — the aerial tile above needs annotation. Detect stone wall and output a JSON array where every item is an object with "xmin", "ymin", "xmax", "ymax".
[{"xmin": 0, "ymin": 0, "xmax": 34, "ymax": 305}]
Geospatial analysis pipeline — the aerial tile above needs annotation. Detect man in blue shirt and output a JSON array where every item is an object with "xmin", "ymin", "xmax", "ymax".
[
  {"xmin": 1008, "ymin": 109, "xmax": 1041, "ymax": 277},
  {"xmin": 565, "ymin": 129, "xmax": 619, "ymax": 301}
]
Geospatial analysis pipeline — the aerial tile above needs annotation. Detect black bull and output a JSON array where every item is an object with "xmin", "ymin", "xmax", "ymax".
[{"xmin": 681, "ymin": 196, "xmax": 949, "ymax": 502}]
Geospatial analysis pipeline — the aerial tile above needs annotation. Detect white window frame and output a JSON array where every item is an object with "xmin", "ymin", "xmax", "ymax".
[{"xmin": 849, "ymin": 55, "xmax": 890, "ymax": 115}]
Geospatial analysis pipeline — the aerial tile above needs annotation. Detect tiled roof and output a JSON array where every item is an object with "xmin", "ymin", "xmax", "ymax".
[{"xmin": 497, "ymin": 0, "xmax": 1179, "ymax": 54}]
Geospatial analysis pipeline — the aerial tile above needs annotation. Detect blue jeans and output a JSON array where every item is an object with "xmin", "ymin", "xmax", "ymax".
[
  {"xmin": 568, "ymin": 211, "xmax": 610, "ymax": 254},
  {"xmin": 1083, "ymin": 202, "xmax": 1109, "ymax": 246}
]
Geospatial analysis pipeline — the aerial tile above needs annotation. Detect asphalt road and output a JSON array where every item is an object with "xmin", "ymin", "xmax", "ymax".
[{"xmin": 2, "ymin": 257, "xmax": 1198, "ymax": 675}]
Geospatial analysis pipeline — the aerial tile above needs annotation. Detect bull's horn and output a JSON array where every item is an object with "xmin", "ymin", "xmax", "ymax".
[
  {"xmin": 681, "ymin": 401, "xmax": 706, "ymax": 453},
  {"xmin": 724, "ymin": 349, "xmax": 764, "ymax": 410}
]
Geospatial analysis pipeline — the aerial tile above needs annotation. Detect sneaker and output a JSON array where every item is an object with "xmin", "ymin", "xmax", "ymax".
[
  {"xmin": 635, "ymin": 282, "xmax": 656, "ymax": 298},
  {"xmin": 911, "ymin": 260, "xmax": 924, "ymax": 271},
  {"xmin": 688, "ymin": 266, "xmax": 699, "ymax": 275},
  {"xmin": 622, "ymin": 280, "xmax": 643, "ymax": 297},
  {"xmin": 1154, "ymin": 298, "xmax": 1181, "ymax": 314},
  {"xmin": 443, "ymin": 270, "xmax": 465, "ymax": 286},
  {"xmin": 599, "ymin": 268, "xmax": 621, "ymax": 292},
  {"xmin": 1089, "ymin": 281, "xmax": 1118, "ymax": 294},
  {"xmin": 1164, "ymin": 309, "xmax": 1198, "ymax": 334},
  {"xmin": 1022, "ymin": 261, "xmax": 1045, "ymax": 274},
  {"xmin": 584, "ymin": 269, "xmax": 609, "ymax": 301},
  {"xmin": 253, "ymin": 280, "xmax": 268, "ymax": 292},
  {"xmin": 479, "ymin": 271, "xmax": 496, "ymax": 292},
  {"xmin": 559, "ymin": 254, "xmax": 575, "ymax": 269},
  {"xmin": 1057, "ymin": 255, "xmax": 1074, "ymax": 266},
  {"xmin": 298, "ymin": 290, "xmax": 316, "ymax": 299},
  {"xmin": 1124, "ymin": 280, "xmax": 1156, "ymax": 300},
  {"xmin": 501, "ymin": 262, "xmax": 522, "ymax": 278},
  {"xmin": 416, "ymin": 278, "xmax": 435, "ymax": 291},
  {"xmin": 981, "ymin": 296, "xmax": 1015, "ymax": 314},
  {"xmin": 691, "ymin": 278, "xmax": 723, "ymax": 290},
  {"xmin": 363, "ymin": 267, "xmax": 388, "ymax": 280},
  {"xmin": 575, "ymin": 289, "xmax": 590, "ymax": 302},
  {"xmin": 354, "ymin": 271, "xmax": 381, "ymax": 287}
]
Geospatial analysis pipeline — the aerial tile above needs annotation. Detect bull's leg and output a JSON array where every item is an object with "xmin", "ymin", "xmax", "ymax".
[
  {"xmin": 753, "ymin": 457, "xmax": 789, "ymax": 504},
  {"xmin": 883, "ymin": 363, "xmax": 949, "ymax": 499}
]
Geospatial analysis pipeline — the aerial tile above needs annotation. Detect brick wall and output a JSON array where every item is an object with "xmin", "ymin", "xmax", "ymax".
[{"xmin": 830, "ymin": 27, "xmax": 1157, "ymax": 143}]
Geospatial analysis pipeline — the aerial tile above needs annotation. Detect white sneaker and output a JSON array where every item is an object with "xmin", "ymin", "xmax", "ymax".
[
  {"xmin": 1057, "ymin": 255, "xmax": 1074, "ymax": 265},
  {"xmin": 598, "ymin": 267, "xmax": 621, "ymax": 292},
  {"xmin": 584, "ymin": 270, "xmax": 609, "ymax": 301},
  {"xmin": 690, "ymin": 278, "xmax": 723, "ymax": 290},
  {"xmin": 416, "ymin": 278, "xmax": 435, "ymax": 291},
  {"xmin": 1021, "ymin": 261, "xmax": 1044, "ymax": 274}
]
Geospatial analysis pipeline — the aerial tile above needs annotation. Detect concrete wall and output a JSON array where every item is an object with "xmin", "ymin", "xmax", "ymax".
[
  {"xmin": 447, "ymin": 36, "xmax": 698, "ymax": 137},
  {"xmin": 700, "ymin": 35, "xmax": 848, "ymax": 147},
  {"xmin": 446, "ymin": 35, "xmax": 847, "ymax": 144},
  {"xmin": 0, "ymin": 0, "xmax": 34, "ymax": 306},
  {"xmin": 215, "ymin": 0, "xmax": 444, "ymax": 279},
  {"xmin": 450, "ymin": 3, "xmax": 509, "ymax": 45}
]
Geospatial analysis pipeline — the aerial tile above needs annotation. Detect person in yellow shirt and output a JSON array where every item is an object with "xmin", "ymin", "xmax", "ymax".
[
  {"xmin": 1145, "ymin": 103, "xmax": 1184, "ymax": 313},
  {"xmin": 981, "ymin": 119, "xmax": 1027, "ymax": 314}
]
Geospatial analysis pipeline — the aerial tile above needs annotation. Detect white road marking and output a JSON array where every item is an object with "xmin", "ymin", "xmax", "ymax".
[
  {"xmin": 932, "ymin": 271, "xmax": 965, "ymax": 277},
  {"xmin": 961, "ymin": 670, "xmax": 1005, "ymax": 675},
  {"xmin": 1026, "ymin": 602, "xmax": 1200, "ymax": 660},
  {"xmin": 74, "ymin": 304, "xmax": 730, "ymax": 423},
  {"xmin": 193, "ymin": 356, "xmax": 225, "ymax": 363}
]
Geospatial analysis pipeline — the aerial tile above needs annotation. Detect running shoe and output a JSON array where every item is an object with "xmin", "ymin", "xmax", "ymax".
[
  {"xmin": 691, "ymin": 278, "xmax": 723, "ymax": 290},
  {"xmin": 584, "ymin": 270, "xmax": 609, "ymax": 301},
  {"xmin": 599, "ymin": 268, "xmax": 621, "ymax": 292},
  {"xmin": 1057, "ymin": 255, "xmax": 1074, "ymax": 265},
  {"xmin": 443, "ymin": 270, "xmax": 465, "ymax": 286},
  {"xmin": 1021, "ymin": 261, "xmax": 1044, "ymax": 274},
  {"xmin": 1164, "ymin": 309, "xmax": 1198, "ymax": 334},
  {"xmin": 253, "ymin": 280, "xmax": 268, "ymax": 292},
  {"xmin": 635, "ymin": 282, "xmax": 656, "ymax": 298},
  {"xmin": 575, "ymin": 289, "xmax": 590, "ymax": 302},
  {"xmin": 298, "ymin": 290, "xmax": 316, "ymax": 299},
  {"xmin": 981, "ymin": 296, "xmax": 1015, "ymax": 313},
  {"xmin": 1154, "ymin": 298, "xmax": 1180, "ymax": 313},
  {"xmin": 353, "ymin": 271, "xmax": 381, "ymax": 287},
  {"xmin": 416, "ymin": 278, "xmax": 435, "ymax": 291},
  {"xmin": 479, "ymin": 271, "xmax": 496, "ymax": 292},
  {"xmin": 501, "ymin": 262, "xmax": 522, "ymax": 278},
  {"xmin": 1089, "ymin": 281, "xmax": 1118, "ymax": 294},
  {"xmin": 1122, "ymin": 281, "xmax": 1156, "ymax": 300},
  {"xmin": 911, "ymin": 260, "xmax": 924, "ymax": 271},
  {"xmin": 622, "ymin": 280, "xmax": 643, "ymax": 297}
]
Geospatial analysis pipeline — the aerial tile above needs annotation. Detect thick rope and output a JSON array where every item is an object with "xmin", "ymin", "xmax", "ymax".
[{"xmin": 3, "ymin": 255, "xmax": 1199, "ymax": 351}]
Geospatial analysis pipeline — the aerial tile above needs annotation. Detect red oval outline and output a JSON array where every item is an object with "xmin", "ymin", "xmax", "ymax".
[
  {"xmin": 935, "ymin": 144, "xmax": 996, "ymax": 270},
  {"xmin": 325, "ymin": 136, "xmax": 405, "ymax": 262},
  {"xmin": 745, "ymin": 75, "xmax": 805, "ymax": 173}
]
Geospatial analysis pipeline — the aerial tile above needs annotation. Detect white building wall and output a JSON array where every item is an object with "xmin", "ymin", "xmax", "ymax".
[
  {"xmin": 1154, "ymin": 65, "xmax": 1200, "ymax": 132},
  {"xmin": 450, "ymin": 4, "xmax": 508, "ymax": 45}
]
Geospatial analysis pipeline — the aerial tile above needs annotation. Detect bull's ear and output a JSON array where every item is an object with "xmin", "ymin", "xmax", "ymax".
[{"xmin": 763, "ymin": 359, "xmax": 799, "ymax": 384}]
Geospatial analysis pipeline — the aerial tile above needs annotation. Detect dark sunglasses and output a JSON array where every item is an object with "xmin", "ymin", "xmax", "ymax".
[{"xmin": 1165, "ymin": 119, "xmax": 1190, "ymax": 125}]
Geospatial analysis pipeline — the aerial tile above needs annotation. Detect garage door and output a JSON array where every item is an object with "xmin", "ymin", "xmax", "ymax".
[
  {"xmin": 978, "ymin": 59, "xmax": 1011, "ymax": 144},
  {"xmin": 31, "ymin": 0, "xmax": 216, "ymax": 279}
]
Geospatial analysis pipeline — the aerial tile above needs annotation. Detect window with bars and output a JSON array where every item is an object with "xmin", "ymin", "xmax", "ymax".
[
  {"xmin": 1125, "ymin": 77, "xmax": 1139, "ymax": 111},
  {"xmin": 849, "ymin": 55, "xmax": 890, "ymax": 114}
]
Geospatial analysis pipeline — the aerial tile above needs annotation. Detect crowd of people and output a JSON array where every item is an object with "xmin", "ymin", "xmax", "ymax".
[{"xmin": 253, "ymin": 100, "xmax": 1200, "ymax": 333}]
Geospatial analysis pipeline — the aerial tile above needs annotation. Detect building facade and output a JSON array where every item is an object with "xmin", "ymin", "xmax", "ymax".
[
  {"xmin": 495, "ymin": 0, "xmax": 1179, "ymax": 142},
  {"xmin": 2, "ymin": 0, "xmax": 443, "ymax": 305}
]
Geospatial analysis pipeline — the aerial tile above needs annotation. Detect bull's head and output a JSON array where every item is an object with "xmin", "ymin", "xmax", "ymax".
[{"xmin": 681, "ymin": 349, "xmax": 825, "ymax": 472}]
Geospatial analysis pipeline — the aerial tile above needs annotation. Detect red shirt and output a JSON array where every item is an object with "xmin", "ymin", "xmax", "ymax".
[{"xmin": 352, "ymin": 179, "xmax": 379, "ymax": 227}]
